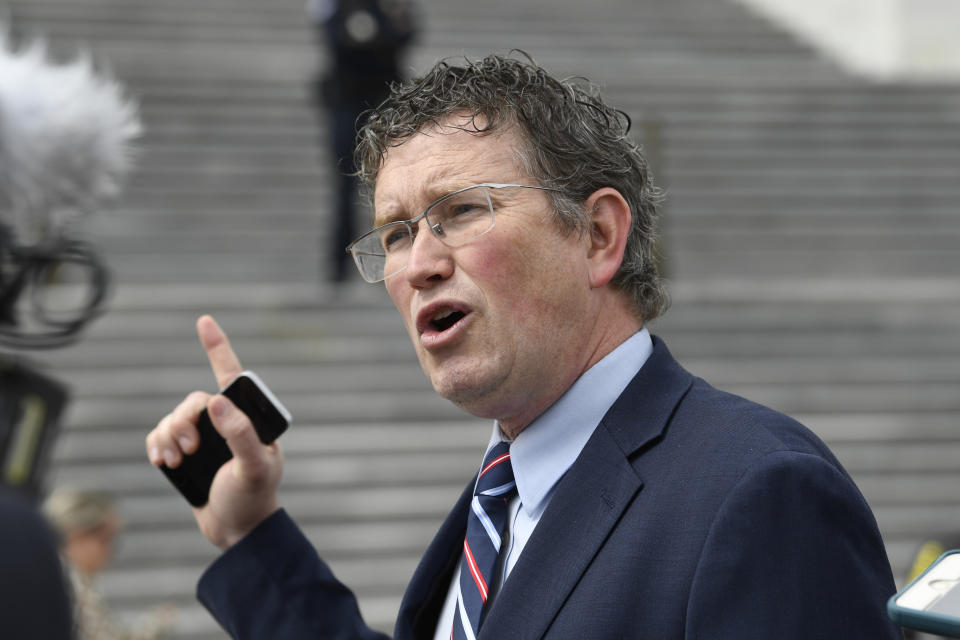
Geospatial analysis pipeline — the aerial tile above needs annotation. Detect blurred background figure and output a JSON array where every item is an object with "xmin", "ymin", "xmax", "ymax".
[
  {"xmin": 44, "ymin": 488, "xmax": 177, "ymax": 640},
  {"xmin": 306, "ymin": 0, "xmax": 418, "ymax": 283},
  {"xmin": 0, "ymin": 488, "xmax": 72, "ymax": 640}
]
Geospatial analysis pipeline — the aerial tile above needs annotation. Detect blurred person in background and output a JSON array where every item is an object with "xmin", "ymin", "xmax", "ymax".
[
  {"xmin": 0, "ymin": 488, "xmax": 72, "ymax": 640},
  {"xmin": 307, "ymin": 0, "xmax": 418, "ymax": 283},
  {"xmin": 44, "ymin": 488, "xmax": 176, "ymax": 640}
]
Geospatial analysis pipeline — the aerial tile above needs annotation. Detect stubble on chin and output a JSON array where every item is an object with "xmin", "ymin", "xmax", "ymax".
[{"xmin": 425, "ymin": 353, "xmax": 510, "ymax": 418}]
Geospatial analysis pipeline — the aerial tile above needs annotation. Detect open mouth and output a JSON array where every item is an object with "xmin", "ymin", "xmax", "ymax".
[
  {"xmin": 430, "ymin": 309, "xmax": 465, "ymax": 332},
  {"xmin": 416, "ymin": 302, "xmax": 471, "ymax": 341}
]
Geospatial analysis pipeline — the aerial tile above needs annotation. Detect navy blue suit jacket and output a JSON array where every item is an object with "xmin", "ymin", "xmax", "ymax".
[{"xmin": 199, "ymin": 337, "xmax": 903, "ymax": 639}]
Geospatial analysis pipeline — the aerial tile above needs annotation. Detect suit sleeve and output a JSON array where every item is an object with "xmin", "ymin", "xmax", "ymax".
[
  {"xmin": 198, "ymin": 509, "xmax": 392, "ymax": 640},
  {"xmin": 684, "ymin": 450, "xmax": 904, "ymax": 639}
]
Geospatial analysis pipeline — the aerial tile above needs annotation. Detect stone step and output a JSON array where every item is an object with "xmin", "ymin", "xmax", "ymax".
[{"xmin": 6, "ymin": 0, "xmax": 958, "ymax": 634}]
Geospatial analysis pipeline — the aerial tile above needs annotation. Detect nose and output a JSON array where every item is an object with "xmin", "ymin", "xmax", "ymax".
[{"xmin": 403, "ymin": 219, "xmax": 454, "ymax": 287}]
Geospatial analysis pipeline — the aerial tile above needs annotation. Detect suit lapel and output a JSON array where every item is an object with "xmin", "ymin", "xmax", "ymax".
[
  {"xmin": 480, "ymin": 425, "xmax": 642, "ymax": 640},
  {"xmin": 395, "ymin": 337, "xmax": 693, "ymax": 640},
  {"xmin": 479, "ymin": 337, "xmax": 693, "ymax": 640},
  {"xmin": 394, "ymin": 482, "xmax": 472, "ymax": 640}
]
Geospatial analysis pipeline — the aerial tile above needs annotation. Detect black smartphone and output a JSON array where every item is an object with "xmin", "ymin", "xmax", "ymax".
[{"xmin": 159, "ymin": 371, "xmax": 292, "ymax": 507}]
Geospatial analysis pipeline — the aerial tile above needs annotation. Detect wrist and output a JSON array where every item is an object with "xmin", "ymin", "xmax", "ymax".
[{"xmin": 224, "ymin": 503, "xmax": 282, "ymax": 549}]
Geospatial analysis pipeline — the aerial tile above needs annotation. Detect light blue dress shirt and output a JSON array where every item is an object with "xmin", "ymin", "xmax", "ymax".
[{"xmin": 433, "ymin": 328, "xmax": 654, "ymax": 639}]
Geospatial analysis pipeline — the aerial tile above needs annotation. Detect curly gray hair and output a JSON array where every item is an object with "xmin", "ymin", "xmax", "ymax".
[{"xmin": 355, "ymin": 52, "xmax": 669, "ymax": 322}]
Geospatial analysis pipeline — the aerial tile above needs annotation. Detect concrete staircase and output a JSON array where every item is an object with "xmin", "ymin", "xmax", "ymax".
[{"xmin": 3, "ymin": 0, "xmax": 960, "ymax": 637}]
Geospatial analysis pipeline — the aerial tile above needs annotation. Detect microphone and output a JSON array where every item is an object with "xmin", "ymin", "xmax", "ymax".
[
  {"xmin": 0, "ymin": 23, "xmax": 140, "ymax": 499},
  {"xmin": 0, "ymin": 25, "xmax": 141, "ymax": 348}
]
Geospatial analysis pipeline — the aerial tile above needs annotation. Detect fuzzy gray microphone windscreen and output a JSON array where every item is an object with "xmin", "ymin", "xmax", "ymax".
[{"xmin": 0, "ymin": 27, "xmax": 141, "ymax": 244}]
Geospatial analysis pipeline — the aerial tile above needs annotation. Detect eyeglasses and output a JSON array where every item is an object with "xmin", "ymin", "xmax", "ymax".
[{"xmin": 346, "ymin": 182, "xmax": 558, "ymax": 283}]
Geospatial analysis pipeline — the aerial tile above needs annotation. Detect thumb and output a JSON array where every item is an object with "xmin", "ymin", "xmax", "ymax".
[{"xmin": 208, "ymin": 395, "xmax": 272, "ymax": 480}]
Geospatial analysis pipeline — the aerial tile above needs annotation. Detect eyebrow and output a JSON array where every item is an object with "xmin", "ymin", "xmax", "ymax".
[
  {"xmin": 373, "ymin": 181, "xmax": 487, "ymax": 227},
  {"xmin": 373, "ymin": 205, "xmax": 408, "ymax": 228}
]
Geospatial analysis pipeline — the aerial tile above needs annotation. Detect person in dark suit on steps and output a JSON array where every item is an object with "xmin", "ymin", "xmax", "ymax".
[
  {"xmin": 307, "ymin": 0, "xmax": 418, "ymax": 283},
  {"xmin": 147, "ymin": 53, "xmax": 904, "ymax": 639}
]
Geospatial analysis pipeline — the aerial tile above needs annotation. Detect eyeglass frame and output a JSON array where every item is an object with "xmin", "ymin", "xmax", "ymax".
[{"xmin": 345, "ymin": 182, "xmax": 560, "ymax": 283}]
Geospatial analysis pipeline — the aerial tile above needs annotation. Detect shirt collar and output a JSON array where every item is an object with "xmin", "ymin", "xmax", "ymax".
[{"xmin": 485, "ymin": 328, "xmax": 654, "ymax": 519}]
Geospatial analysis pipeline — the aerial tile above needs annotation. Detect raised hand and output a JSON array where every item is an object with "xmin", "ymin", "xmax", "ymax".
[{"xmin": 146, "ymin": 315, "xmax": 283, "ymax": 549}]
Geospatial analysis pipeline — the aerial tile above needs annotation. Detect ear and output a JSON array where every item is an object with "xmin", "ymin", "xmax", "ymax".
[{"xmin": 583, "ymin": 187, "xmax": 631, "ymax": 288}]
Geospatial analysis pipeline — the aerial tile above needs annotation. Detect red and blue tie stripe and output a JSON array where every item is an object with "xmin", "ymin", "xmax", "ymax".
[{"xmin": 452, "ymin": 441, "xmax": 516, "ymax": 640}]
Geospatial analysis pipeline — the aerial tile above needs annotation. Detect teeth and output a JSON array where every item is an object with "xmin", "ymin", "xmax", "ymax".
[{"xmin": 433, "ymin": 309, "xmax": 457, "ymax": 322}]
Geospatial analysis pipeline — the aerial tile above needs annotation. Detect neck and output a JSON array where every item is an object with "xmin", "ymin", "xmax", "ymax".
[{"xmin": 497, "ymin": 317, "xmax": 643, "ymax": 439}]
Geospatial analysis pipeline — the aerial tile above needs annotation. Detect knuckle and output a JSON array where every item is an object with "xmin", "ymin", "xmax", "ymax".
[
  {"xmin": 178, "ymin": 390, "xmax": 210, "ymax": 415},
  {"xmin": 186, "ymin": 389, "xmax": 210, "ymax": 404},
  {"xmin": 211, "ymin": 397, "xmax": 250, "ymax": 438},
  {"xmin": 151, "ymin": 413, "xmax": 174, "ymax": 439}
]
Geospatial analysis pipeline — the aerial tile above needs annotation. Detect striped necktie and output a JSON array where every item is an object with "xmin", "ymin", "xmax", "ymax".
[{"xmin": 451, "ymin": 441, "xmax": 517, "ymax": 640}]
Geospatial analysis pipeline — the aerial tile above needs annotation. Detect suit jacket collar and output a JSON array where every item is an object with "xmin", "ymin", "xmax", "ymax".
[
  {"xmin": 481, "ymin": 336, "xmax": 693, "ymax": 639},
  {"xmin": 395, "ymin": 336, "xmax": 693, "ymax": 640},
  {"xmin": 602, "ymin": 335, "xmax": 695, "ymax": 457}
]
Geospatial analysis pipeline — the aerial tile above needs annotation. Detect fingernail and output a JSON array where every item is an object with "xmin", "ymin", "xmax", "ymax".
[
  {"xmin": 178, "ymin": 436, "xmax": 193, "ymax": 451},
  {"xmin": 149, "ymin": 447, "xmax": 161, "ymax": 465}
]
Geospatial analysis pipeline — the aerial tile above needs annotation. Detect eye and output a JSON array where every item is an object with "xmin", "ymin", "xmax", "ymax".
[
  {"xmin": 379, "ymin": 226, "xmax": 411, "ymax": 252},
  {"xmin": 436, "ymin": 199, "xmax": 487, "ymax": 222},
  {"xmin": 451, "ymin": 202, "xmax": 485, "ymax": 216}
]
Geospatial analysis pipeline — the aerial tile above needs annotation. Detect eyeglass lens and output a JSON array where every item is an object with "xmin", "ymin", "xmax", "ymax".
[{"xmin": 351, "ymin": 185, "xmax": 496, "ymax": 282}]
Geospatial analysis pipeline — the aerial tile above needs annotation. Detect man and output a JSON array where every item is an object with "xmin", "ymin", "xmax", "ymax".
[{"xmin": 146, "ymin": 54, "xmax": 903, "ymax": 638}]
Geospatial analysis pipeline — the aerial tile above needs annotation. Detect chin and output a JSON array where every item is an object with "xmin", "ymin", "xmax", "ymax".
[{"xmin": 429, "ymin": 364, "xmax": 504, "ymax": 415}]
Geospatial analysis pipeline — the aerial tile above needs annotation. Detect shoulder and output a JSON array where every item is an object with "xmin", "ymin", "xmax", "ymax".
[
  {"xmin": 603, "ymin": 336, "xmax": 847, "ymax": 483},
  {"xmin": 0, "ymin": 492, "xmax": 63, "ymax": 566},
  {"xmin": 679, "ymin": 375, "xmax": 841, "ymax": 467},
  {"xmin": 609, "ymin": 340, "xmax": 852, "ymax": 492}
]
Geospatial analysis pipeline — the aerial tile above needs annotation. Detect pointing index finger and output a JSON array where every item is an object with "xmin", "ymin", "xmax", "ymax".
[{"xmin": 197, "ymin": 315, "xmax": 244, "ymax": 389}]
